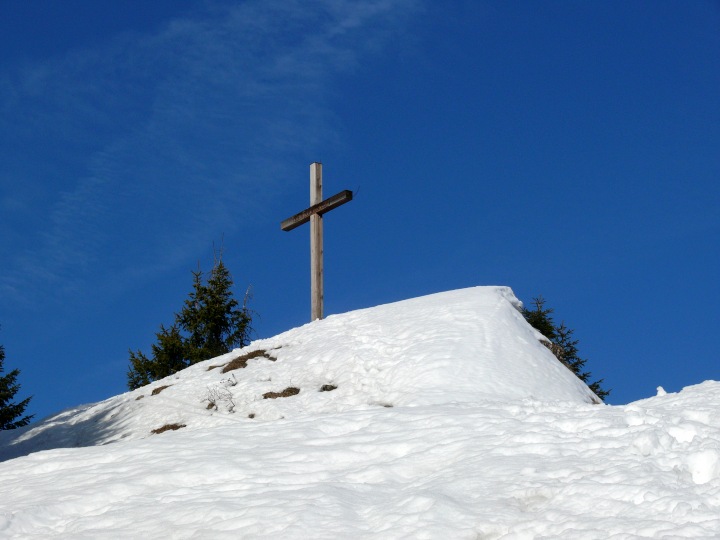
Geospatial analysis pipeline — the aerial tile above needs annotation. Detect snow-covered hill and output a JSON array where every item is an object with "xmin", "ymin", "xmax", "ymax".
[
  {"xmin": 0, "ymin": 286, "xmax": 597, "ymax": 460},
  {"xmin": 1, "ymin": 286, "xmax": 718, "ymax": 538}
]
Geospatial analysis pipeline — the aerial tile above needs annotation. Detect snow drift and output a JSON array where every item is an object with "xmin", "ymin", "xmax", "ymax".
[{"xmin": 1, "ymin": 286, "xmax": 718, "ymax": 539}]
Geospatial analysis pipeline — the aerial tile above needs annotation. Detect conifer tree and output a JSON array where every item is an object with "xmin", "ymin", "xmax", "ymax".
[
  {"xmin": 127, "ymin": 349, "xmax": 154, "ymax": 391},
  {"xmin": 522, "ymin": 296, "xmax": 610, "ymax": 401},
  {"xmin": 522, "ymin": 296, "xmax": 557, "ymax": 343},
  {"xmin": 151, "ymin": 324, "xmax": 187, "ymax": 378},
  {"xmin": 178, "ymin": 258, "xmax": 252, "ymax": 364},
  {"xmin": 176, "ymin": 267, "xmax": 205, "ymax": 363},
  {"xmin": 127, "ymin": 325, "xmax": 186, "ymax": 390},
  {"xmin": 127, "ymin": 252, "xmax": 253, "ymax": 390},
  {"xmin": 0, "ymin": 335, "xmax": 33, "ymax": 430}
]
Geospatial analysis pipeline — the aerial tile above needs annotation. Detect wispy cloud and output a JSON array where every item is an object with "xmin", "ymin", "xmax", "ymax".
[{"xmin": 0, "ymin": 0, "xmax": 420, "ymax": 306}]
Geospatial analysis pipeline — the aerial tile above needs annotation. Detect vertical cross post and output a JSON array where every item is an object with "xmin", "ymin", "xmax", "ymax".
[
  {"xmin": 310, "ymin": 162, "xmax": 323, "ymax": 321},
  {"xmin": 280, "ymin": 162, "xmax": 353, "ymax": 321}
]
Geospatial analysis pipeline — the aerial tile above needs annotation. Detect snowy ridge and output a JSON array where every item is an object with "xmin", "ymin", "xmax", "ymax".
[
  {"xmin": 0, "ymin": 286, "xmax": 596, "ymax": 460},
  {"xmin": 1, "ymin": 286, "xmax": 719, "ymax": 538}
]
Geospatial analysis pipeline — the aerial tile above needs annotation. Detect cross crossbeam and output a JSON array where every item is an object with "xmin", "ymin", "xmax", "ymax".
[
  {"xmin": 281, "ymin": 162, "xmax": 352, "ymax": 321},
  {"xmin": 280, "ymin": 190, "xmax": 353, "ymax": 232}
]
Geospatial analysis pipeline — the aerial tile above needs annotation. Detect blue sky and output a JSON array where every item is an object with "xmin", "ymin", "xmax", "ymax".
[{"xmin": 1, "ymin": 0, "xmax": 718, "ymax": 421}]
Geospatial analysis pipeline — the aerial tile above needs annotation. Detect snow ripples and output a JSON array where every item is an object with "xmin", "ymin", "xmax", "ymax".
[{"xmin": 1, "ymin": 383, "xmax": 719, "ymax": 538}]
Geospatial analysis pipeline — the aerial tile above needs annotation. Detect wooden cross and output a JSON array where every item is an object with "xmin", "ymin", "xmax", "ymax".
[{"xmin": 281, "ymin": 162, "xmax": 353, "ymax": 321}]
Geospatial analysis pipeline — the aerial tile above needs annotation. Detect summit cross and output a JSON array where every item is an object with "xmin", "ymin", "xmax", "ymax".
[{"xmin": 281, "ymin": 162, "xmax": 353, "ymax": 321}]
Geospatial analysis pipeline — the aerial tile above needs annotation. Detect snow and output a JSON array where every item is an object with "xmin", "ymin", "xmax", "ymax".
[{"xmin": 1, "ymin": 286, "xmax": 718, "ymax": 538}]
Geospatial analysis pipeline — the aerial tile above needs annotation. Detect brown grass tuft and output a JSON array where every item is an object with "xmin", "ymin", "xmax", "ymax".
[
  {"xmin": 222, "ymin": 349, "xmax": 276, "ymax": 373},
  {"xmin": 151, "ymin": 385, "xmax": 171, "ymax": 396},
  {"xmin": 263, "ymin": 387, "xmax": 300, "ymax": 399},
  {"xmin": 319, "ymin": 384, "xmax": 337, "ymax": 392},
  {"xmin": 151, "ymin": 423, "xmax": 186, "ymax": 434}
]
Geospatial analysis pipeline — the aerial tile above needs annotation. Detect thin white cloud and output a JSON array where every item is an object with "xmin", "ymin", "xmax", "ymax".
[{"xmin": 0, "ymin": 0, "xmax": 420, "ymax": 306}]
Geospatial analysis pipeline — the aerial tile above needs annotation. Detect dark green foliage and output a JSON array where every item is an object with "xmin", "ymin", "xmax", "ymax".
[
  {"xmin": 178, "ymin": 260, "xmax": 252, "ymax": 364},
  {"xmin": 126, "ymin": 325, "xmax": 186, "ymax": 390},
  {"xmin": 0, "ymin": 336, "xmax": 33, "ymax": 430},
  {"xmin": 176, "ymin": 268, "xmax": 206, "ymax": 363},
  {"xmin": 152, "ymin": 325, "xmax": 188, "ymax": 378},
  {"xmin": 127, "ymin": 349, "xmax": 153, "ymax": 390},
  {"xmin": 127, "ymin": 254, "xmax": 253, "ymax": 390},
  {"xmin": 522, "ymin": 296, "xmax": 610, "ymax": 401},
  {"xmin": 522, "ymin": 297, "xmax": 557, "ymax": 343}
]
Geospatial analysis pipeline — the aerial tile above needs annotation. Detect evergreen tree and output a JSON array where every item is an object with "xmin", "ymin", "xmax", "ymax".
[
  {"xmin": 151, "ymin": 324, "xmax": 187, "ymax": 377},
  {"xmin": 587, "ymin": 377, "xmax": 610, "ymax": 401},
  {"xmin": 0, "ymin": 335, "xmax": 33, "ymax": 430},
  {"xmin": 127, "ymin": 325, "xmax": 187, "ymax": 390},
  {"xmin": 176, "ymin": 267, "xmax": 205, "ymax": 363},
  {"xmin": 127, "ymin": 349, "xmax": 154, "ymax": 391},
  {"xmin": 178, "ymin": 259, "xmax": 252, "ymax": 364},
  {"xmin": 522, "ymin": 296, "xmax": 557, "ymax": 344},
  {"xmin": 553, "ymin": 322, "xmax": 589, "ymax": 379},
  {"xmin": 127, "ymin": 253, "xmax": 253, "ymax": 390},
  {"xmin": 522, "ymin": 296, "xmax": 610, "ymax": 401}
]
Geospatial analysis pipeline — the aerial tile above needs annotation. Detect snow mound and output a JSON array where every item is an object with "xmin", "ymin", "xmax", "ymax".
[
  {"xmin": 1, "ymin": 286, "xmax": 719, "ymax": 538},
  {"xmin": 0, "ymin": 286, "xmax": 597, "ymax": 461}
]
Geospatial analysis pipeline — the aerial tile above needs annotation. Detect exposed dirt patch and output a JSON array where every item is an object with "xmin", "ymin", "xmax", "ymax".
[
  {"xmin": 320, "ymin": 384, "xmax": 337, "ymax": 392},
  {"xmin": 206, "ymin": 364, "xmax": 222, "ymax": 371},
  {"xmin": 263, "ymin": 387, "xmax": 300, "ymax": 399},
  {"xmin": 222, "ymin": 349, "xmax": 277, "ymax": 373},
  {"xmin": 151, "ymin": 385, "xmax": 172, "ymax": 396},
  {"xmin": 135, "ymin": 395, "xmax": 144, "ymax": 400},
  {"xmin": 151, "ymin": 423, "xmax": 186, "ymax": 434},
  {"xmin": 248, "ymin": 413, "xmax": 256, "ymax": 419}
]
